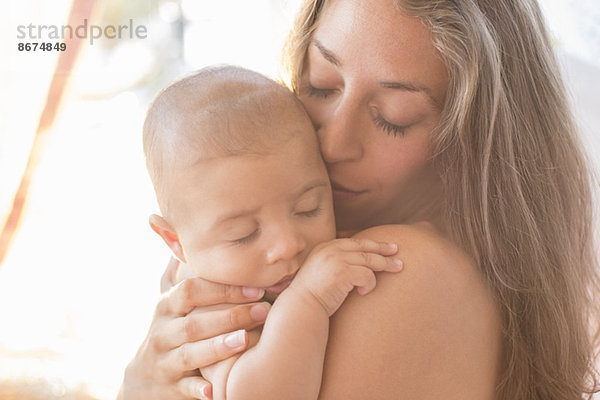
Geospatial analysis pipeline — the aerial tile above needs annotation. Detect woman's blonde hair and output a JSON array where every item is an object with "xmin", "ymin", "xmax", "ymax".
[{"xmin": 282, "ymin": 0, "xmax": 600, "ymax": 398}]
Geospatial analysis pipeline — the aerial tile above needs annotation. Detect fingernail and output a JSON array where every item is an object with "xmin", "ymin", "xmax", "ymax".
[
  {"xmin": 250, "ymin": 303, "xmax": 269, "ymax": 321},
  {"xmin": 201, "ymin": 383, "xmax": 212, "ymax": 399},
  {"xmin": 388, "ymin": 243, "xmax": 398, "ymax": 251},
  {"xmin": 224, "ymin": 329, "xmax": 246, "ymax": 349},
  {"xmin": 243, "ymin": 286, "xmax": 264, "ymax": 299},
  {"xmin": 393, "ymin": 259, "xmax": 403, "ymax": 269}
]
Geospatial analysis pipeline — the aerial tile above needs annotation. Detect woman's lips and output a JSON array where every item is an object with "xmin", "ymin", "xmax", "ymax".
[
  {"xmin": 331, "ymin": 181, "xmax": 367, "ymax": 201},
  {"xmin": 265, "ymin": 274, "xmax": 296, "ymax": 294}
]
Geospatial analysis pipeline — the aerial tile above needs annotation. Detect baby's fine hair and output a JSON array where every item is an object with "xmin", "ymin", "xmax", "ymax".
[{"xmin": 143, "ymin": 65, "xmax": 313, "ymax": 192}]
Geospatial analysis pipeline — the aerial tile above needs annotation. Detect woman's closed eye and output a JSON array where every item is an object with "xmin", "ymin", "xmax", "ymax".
[
  {"xmin": 306, "ymin": 82, "xmax": 407, "ymax": 137},
  {"xmin": 306, "ymin": 84, "xmax": 336, "ymax": 99},
  {"xmin": 373, "ymin": 114, "xmax": 407, "ymax": 137}
]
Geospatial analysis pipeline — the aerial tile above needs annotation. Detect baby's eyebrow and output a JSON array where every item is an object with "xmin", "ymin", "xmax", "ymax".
[
  {"xmin": 213, "ymin": 181, "xmax": 329, "ymax": 228},
  {"xmin": 213, "ymin": 208, "xmax": 258, "ymax": 228},
  {"xmin": 291, "ymin": 181, "xmax": 329, "ymax": 200}
]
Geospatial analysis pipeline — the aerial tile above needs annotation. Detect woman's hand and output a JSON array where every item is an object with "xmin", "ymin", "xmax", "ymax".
[{"xmin": 118, "ymin": 258, "xmax": 270, "ymax": 400}]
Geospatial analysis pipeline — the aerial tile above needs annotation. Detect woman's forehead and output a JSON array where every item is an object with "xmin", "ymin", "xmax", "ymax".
[{"xmin": 311, "ymin": 0, "xmax": 448, "ymax": 104}]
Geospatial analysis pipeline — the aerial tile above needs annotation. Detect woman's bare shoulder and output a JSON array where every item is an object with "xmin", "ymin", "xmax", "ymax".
[{"xmin": 319, "ymin": 223, "xmax": 503, "ymax": 400}]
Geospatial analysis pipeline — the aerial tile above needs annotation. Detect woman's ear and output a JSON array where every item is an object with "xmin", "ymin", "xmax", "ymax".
[{"xmin": 149, "ymin": 214, "xmax": 186, "ymax": 263}]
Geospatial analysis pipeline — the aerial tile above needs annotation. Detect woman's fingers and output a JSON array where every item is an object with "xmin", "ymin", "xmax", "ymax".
[
  {"xmin": 160, "ymin": 277, "xmax": 265, "ymax": 316},
  {"xmin": 159, "ymin": 302, "xmax": 271, "ymax": 349},
  {"xmin": 121, "ymin": 274, "xmax": 267, "ymax": 399},
  {"xmin": 160, "ymin": 257, "xmax": 181, "ymax": 294},
  {"xmin": 164, "ymin": 330, "xmax": 249, "ymax": 372},
  {"xmin": 177, "ymin": 376, "xmax": 212, "ymax": 400}
]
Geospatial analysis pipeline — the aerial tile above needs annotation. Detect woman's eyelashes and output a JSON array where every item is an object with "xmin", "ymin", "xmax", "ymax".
[
  {"xmin": 306, "ymin": 82, "xmax": 408, "ymax": 137},
  {"xmin": 373, "ymin": 114, "xmax": 407, "ymax": 137},
  {"xmin": 306, "ymin": 84, "xmax": 335, "ymax": 99}
]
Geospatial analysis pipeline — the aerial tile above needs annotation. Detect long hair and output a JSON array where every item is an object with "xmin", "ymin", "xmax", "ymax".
[{"xmin": 282, "ymin": 0, "xmax": 600, "ymax": 398}]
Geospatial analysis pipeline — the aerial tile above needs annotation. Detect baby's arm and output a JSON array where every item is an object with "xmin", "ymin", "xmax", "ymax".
[{"xmin": 212, "ymin": 238, "xmax": 402, "ymax": 400}]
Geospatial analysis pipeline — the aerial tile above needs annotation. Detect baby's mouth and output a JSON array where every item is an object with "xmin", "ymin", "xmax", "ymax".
[{"xmin": 264, "ymin": 273, "xmax": 296, "ymax": 295}]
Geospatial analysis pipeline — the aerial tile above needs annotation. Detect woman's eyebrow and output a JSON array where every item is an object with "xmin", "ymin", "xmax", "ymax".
[
  {"xmin": 312, "ymin": 39, "xmax": 439, "ymax": 109},
  {"xmin": 313, "ymin": 39, "xmax": 341, "ymax": 66},
  {"xmin": 379, "ymin": 80, "xmax": 422, "ymax": 92},
  {"xmin": 313, "ymin": 39, "xmax": 425, "ymax": 92},
  {"xmin": 379, "ymin": 80, "xmax": 439, "ymax": 109}
]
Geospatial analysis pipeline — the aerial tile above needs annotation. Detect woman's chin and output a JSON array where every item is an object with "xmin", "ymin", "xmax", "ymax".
[{"xmin": 334, "ymin": 208, "xmax": 373, "ymax": 232}]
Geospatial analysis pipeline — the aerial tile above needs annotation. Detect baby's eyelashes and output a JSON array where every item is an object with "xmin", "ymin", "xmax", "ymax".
[
  {"xmin": 295, "ymin": 207, "xmax": 322, "ymax": 218},
  {"xmin": 231, "ymin": 229, "xmax": 261, "ymax": 245}
]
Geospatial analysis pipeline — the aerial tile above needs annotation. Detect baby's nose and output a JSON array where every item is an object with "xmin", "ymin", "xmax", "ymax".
[{"xmin": 266, "ymin": 228, "xmax": 307, "ymax": 265}]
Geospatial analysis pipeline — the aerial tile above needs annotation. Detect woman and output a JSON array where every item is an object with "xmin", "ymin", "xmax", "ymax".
[{"xmin": 119, "ymin": 0, "xmax": 600, "ymax": 398}]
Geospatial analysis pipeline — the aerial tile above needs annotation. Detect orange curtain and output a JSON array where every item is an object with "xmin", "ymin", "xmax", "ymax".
[{"xmin": 0, "ymin": 0, "xmax": 98, "ymax": 267}]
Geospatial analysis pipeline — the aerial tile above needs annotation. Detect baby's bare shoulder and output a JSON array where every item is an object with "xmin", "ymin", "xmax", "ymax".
[{"xmin": 319, "ymin": 224, "xmax": 502, "ymax": 399}]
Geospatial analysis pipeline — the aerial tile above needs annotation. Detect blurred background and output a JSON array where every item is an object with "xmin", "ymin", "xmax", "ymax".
[{"xmin": 0, "ymin": 0, "xmax": 598, "ymax": 398}]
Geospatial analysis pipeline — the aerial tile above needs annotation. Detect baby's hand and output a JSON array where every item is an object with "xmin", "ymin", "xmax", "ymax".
[{"xmin": 289, "ymin": 238, "xmax": 402, "ymax": 316}]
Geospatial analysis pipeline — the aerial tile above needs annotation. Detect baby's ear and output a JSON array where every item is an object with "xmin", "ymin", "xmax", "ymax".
[{"xmin": 149, "ymin": 214, "xmax": 186, "ymax": 263}]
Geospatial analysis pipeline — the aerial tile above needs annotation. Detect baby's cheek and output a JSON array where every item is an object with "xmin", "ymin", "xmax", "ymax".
[{"xmin": 202, "ymin": 251, "xmax": 264, "ymax": 286}]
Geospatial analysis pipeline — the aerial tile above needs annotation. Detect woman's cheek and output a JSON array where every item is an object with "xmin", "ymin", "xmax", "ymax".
[
  {"xmin": 373, "ymin": 139, "xmax": 432, "ymax": 186},
  {"xmin": 299, "ymin": 96, "xmax": 325, "ymax": 127},
  {"xmin": 299, "ymin": 91, "xmax": 340, "ymax": 130}
]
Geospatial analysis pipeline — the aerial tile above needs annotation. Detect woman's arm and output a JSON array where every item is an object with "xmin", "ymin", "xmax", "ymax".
[
  {"xmin": 318, "ymin": 224, "xmax": 503, "ymax": 400},
  {"xmin": 118, "ymin": 258, "xmax": 271, "ymax": 400}
]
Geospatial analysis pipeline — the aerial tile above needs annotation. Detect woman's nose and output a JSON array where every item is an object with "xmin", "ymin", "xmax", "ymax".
[
  {"xmin": 266, "ymin": 226, "xmax": 307, "ymax": 265},
  {"xmin": 317, "ymin": 94, "xmax": 364, "ymax": 164}
]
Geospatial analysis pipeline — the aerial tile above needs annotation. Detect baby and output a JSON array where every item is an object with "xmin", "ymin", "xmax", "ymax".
[{"xmin": 143, "ymin": 66, "xmax": 403, "ymax": 399}]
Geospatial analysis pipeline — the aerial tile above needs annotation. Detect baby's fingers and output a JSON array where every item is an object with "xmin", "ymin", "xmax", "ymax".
[
  {"xmin": 347, "ymin": 251, "xmax": 403, "ymax": 273},
  {"xmin": 338, "ymin": 238, "xmax": 399, "ymax": 256},
  {"xmin": 349, "ymin": 266, "xmax": 377, "ymax": 295}
]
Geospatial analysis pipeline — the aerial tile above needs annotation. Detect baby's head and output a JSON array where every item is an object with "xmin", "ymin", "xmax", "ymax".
[{"xmin": 144, "ymin": 66, "xmax": 335, "ymax": 296}]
